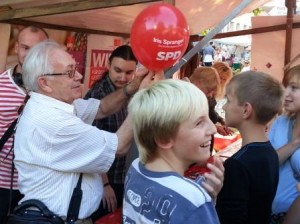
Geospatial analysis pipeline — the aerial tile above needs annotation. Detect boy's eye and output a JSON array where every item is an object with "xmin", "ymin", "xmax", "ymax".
[{"xmin": 195, "ymin": 118, "xmax": 204, "ymax": 126}]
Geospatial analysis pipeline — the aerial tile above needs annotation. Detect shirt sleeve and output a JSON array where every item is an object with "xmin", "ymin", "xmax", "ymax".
[
  {"xmin": 47, "ymin": 120, "xmax": 118, "ymax": 173},
  {"xmin": 183, "ymin": 203, "xmax": 220, "ymax": 224},
  {"xmin": 73, "ymin": 98, "xmax": 100, "ymax": 125},
  {"xmin": 216, "ymin": 158, "xmax": 250, "ymax": 224}
]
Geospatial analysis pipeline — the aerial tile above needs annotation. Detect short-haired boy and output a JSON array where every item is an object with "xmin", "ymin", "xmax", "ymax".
[
  {"xmin": 123, "ymin": 79, "xmax": 224, "ymax": 223},
  {"xmin": 216, "ymin": 71, "xmax": 284, "ymax": 224}
]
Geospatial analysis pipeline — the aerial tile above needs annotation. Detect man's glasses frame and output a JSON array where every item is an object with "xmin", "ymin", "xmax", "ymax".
[{"xmin": 43, "ymin": 64, "xmax": 79, "ymax": 79}]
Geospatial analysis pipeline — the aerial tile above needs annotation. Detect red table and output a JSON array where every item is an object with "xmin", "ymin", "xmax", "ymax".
[{"xmin": 95, "ymin": 208, "xmax": 122, "ymax": 224}]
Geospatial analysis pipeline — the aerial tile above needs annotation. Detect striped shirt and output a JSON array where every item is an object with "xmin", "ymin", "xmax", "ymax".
[
  {"xmin": 0, "ymin": 68, "xmax": 25, "ymax": 189},
  {"xmin": 14, "ymin": 92, "xmax": 118, "ymax": 219}
]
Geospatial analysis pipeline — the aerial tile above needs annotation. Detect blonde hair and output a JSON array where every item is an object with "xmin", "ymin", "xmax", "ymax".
[
  {"xmin": 189, "ymin": 66, "xmax": 221, "ymax": 98},
  {"xmin": 212, "ymin": 62, "xmax": 233, "ymax": 97},
  {"xmin": 128, "ymin": 79, "xmax": 208, "ymax": 164}
]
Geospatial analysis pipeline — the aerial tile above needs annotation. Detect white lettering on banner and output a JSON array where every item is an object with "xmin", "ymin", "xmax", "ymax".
[
  {"xmin": 91, "ymin": 68, "xmax": 102, "ymax": 75},
  {"xmin": 156, "ymin": 51, "xmax": 181, "ymax": 61},
  {"xmin": 91, "ymin": 51, "xmax": 110, "ymax": 67},
  {"xmin": 89, "ymin": 49, "xmax": 112, "ymax": 88}
]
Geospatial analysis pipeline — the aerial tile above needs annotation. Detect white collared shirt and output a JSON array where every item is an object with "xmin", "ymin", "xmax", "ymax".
[{"xmin": 14, "ymin": 92, "xmax": 118, "ymax": 219}]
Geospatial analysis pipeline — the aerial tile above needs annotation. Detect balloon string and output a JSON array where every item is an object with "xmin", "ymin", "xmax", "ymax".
[{"xmin": 164, "ymin": 0, "xmax": 252, "ymax": 79}]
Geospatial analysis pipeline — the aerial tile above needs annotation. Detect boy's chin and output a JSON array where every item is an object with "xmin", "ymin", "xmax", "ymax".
[{"xmin": 225, "ymin": 121, "xmax": 234, "ymax": 128}]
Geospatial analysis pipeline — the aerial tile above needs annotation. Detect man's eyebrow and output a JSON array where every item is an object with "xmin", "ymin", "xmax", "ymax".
[{"xmin": 113, "ymin": 65, "xmax": 121, "ymax": 70}]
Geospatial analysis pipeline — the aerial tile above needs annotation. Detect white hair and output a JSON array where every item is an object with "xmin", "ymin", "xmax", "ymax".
[{"xmin": 22, "ymin": 40, "xmax": 63, "ymax": 92}]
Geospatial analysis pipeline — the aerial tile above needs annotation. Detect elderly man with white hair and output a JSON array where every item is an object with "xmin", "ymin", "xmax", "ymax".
[{"xmin": 13, "ymin": 40, "xmax": 154, "ymax": 223}]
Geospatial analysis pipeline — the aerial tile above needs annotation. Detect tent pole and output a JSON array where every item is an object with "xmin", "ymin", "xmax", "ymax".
[
  {"xmin": 284, "ymin": 0, "xmax": 296, "ymax": 66},
  {"xmin": 164, "ymin": 0, "xmax": 252, "ymax": 78},
  {"xmin": 162, "ymin": 0, "xmax": 175, "ymax": 5},
  {"xmin": 283, "ymin": 0, "xmax": 296, "ymax": 84}
]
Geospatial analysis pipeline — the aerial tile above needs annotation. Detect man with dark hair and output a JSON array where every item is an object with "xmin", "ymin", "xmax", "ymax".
[{"xmin": 0, "ymin": 26, "xmax": 48, "ymax": 222}]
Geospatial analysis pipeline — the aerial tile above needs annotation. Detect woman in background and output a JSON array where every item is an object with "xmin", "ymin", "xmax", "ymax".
[
  {"xmin": 268, "ymin": 65, "xmax": 300, "ymax": 224},
  {"xmin": 189, "ymin": 66, "xmax": 232, "ymax": 137}
]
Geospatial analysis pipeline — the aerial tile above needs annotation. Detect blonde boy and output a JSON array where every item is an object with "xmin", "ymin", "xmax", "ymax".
[{"xmin": 123, "ymin": 79, "xmax": 223, "ymax": 223}]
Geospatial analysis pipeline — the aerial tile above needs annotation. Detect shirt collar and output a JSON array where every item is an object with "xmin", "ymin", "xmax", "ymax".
[{"xmin": 29, "ymin": 92, "xmax": 74, "ymax": 114}]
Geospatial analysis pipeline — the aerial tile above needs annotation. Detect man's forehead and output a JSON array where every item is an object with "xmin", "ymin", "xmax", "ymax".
[
  {"xmin": 18, "ymin": 29, "xmax": 47, "ymax": 43},
  {"xmin": 52, "ymin": 50, "xmax": 75, "ymax": 67}
]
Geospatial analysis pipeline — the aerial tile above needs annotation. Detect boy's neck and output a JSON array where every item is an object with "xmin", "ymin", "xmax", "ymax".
[
  {"xmin": 238, "ymin": 122, "xmax": 268, "ymax": 146},
  {"xmin": 145, "ymin": 156, "xmax": 186, "ymax": 175}
]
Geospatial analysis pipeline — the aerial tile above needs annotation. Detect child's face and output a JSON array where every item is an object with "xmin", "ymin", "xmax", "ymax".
[
  {"xmin": 171, "ymin": 113, "xmax": 216, "ymax": 167},
  {"xmin": 284, "ymin": 76, "xmax": 300, "ymax": 113},
  {"xmin": 222, "ymin": 84, "xmax": 244, "ymax": 128}
]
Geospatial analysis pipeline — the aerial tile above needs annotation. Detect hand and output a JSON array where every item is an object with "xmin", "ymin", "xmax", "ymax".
[
  {"xmin": 201, "ymin": 156, "xmax": 224, "ymax": 199},
  {"xmin": 139, "ymin": 70, "xmax": 164, "ymax": 90},
  {"xmin": 102, "ymin": 185, "xmax": 117, "ymax": 212},
  {"xmin": 216, "ymin": 125, "xmax": 233, "ymax": 136},
  {"xmin": 126, "ymin": 67, "xmax": 164, "ymax": 93},
  {"xmin": 126, "ymin": 67, "xmax": 149, "ymax": 95}
]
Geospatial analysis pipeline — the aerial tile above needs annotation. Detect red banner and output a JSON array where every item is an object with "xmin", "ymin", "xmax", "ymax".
[{"xmin": 89, "ymin": 49, "xmax": 112, "ymax": 88}]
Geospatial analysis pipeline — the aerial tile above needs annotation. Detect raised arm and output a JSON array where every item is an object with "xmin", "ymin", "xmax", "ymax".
[
  {"xmin": 114, "ymin": 70, "xmax": 164, "ymax": 156},
  {"xmin": 95, "ymin": 67, "xmax": 149, "ymax": 120}
]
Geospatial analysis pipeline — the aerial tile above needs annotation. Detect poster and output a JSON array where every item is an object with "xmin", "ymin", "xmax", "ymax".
[{"xmin": 89, "ymin": 49, "xmax": 112, "ymax": 88}]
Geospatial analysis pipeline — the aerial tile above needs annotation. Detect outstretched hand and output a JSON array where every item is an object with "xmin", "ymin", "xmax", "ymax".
[
  {"xmin": 139, "ymin": 70, "xmax": 164, "ymax": 90},
  {"xmin": 126, "ymin": 67, "xmax": 149, "ymax": 95},
  {"xmin": 126, "ymin": 66, "xmax": 164, "ymax": 94},
  {"xmin": 201, "ymin": 156, "xmax": 224, "ymax": 199}
]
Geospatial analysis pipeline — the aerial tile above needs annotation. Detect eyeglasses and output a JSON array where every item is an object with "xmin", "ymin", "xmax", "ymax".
[{"xmin": 43, "ymin": 64, "xmax": 78, "ymax": 79}]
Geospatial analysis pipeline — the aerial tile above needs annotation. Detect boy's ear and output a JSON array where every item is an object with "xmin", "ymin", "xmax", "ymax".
[
  {"xmin": 155, "ymin": 137, "xmax": 173, "ymax": 150},
  {"xmin": 242, "ymin": 102, "xmax": 253, "ymax": 120}
]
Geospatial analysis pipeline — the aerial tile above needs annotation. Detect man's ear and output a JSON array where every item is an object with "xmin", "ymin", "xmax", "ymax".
[
  {"xmin": 242, "ymin": 102, "xmax": 253, "ymax": 120},
  {"xmin": 14, "ymin": 42, "xmax": 19, "ymax": 54},
  {"xmin": 37, "ymin": 76, "xmax": 52, "ymax": 93}
]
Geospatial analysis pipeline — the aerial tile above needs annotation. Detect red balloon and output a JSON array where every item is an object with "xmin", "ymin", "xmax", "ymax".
[{"xmin": 130, "ymin": 3, "xmax": 190, "ymax": 71}]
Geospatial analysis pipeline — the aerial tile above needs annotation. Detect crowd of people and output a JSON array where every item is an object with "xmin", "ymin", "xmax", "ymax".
[
  {"xmin": 0, "ymin": 25, "xmax": 299, "ymax": 224},
  {"xmin": 200, "ymin": 41, "xmax": 251, "ymax": 73}
]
